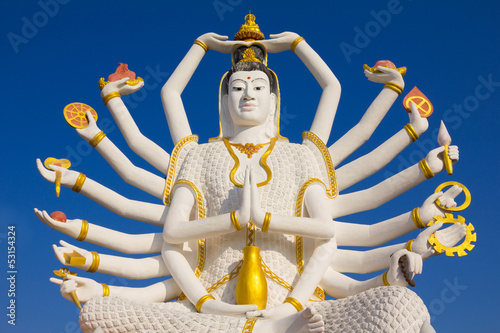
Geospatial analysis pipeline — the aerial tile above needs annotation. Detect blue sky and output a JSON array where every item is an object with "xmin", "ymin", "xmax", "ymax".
[{"xmin": 1, "ymin": 0, "xmax": 499, "ymax": 332}]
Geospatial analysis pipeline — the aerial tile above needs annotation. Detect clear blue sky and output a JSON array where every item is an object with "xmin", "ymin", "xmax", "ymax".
[{"xmin": 1, "ymin": 0, "xmax": 499, "ymax": 332}]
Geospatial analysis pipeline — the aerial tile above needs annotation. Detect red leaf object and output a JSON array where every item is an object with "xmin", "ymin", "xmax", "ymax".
[{"xmin": 108, "ymin": 63, "xmax": 136, "ymax": 82}]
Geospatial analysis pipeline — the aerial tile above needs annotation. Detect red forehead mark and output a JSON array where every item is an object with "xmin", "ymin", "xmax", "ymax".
[{"xmin": 247, "ymin": 77, "xmax": 251, "ymax": 79}]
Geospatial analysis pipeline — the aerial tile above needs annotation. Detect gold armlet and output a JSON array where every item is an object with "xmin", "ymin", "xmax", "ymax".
[
  {"xmin": 404, "ymin": 124, "xmax": 419, "ymax": 142},
  {"xmin": 231, "ymin": 210, "xmax": 243, "ymax": 231},
  {"xmin": 419, "ymin": 159, "xmax": 434, "ymax": 179},
  {"xmin": 87, "ymin": 251, "xmax": 100, "ymax": 273},
  {"xmin": 412, "ymin": 208, "xmax": 427, "ymax": 229},
  {"xmin": 89, "ymin": 131, "xmax": 106, "ymax": 148},
  {"xmin": 101, "ymin": 283, "xmax": 110, "ymax": 297},
  {"xmin": 384, "ymin": 82, "xmax": 404, "ymax": 95},
  {"xmin": 382, "ymin": 271, "xmax": 390, "ymax": 286},
  {"xmin": 193, "ymin": 40, "xmax": 208, "ymax": 53},
  {"xmin": 284, "ymin": 297, "xmax": 303, "ymax": 312},
  {"xmin": 291, "ymin": 36, "xmax": 305, "ymax": 53},
  {"xmin": 406, "ymin": 239, "xmax": 414, "ymax": 252},
  {"xmin": 102, "ymin": 91, "xmax": 121, "ymax": 105},
  {"xmin": 72, "ymin": 173, "xmax": 87, "ymax": 193},
  {"xmin": 262, "ymin": 212, "xmax": 271, "ymax": 232},
  {"xmin": 76, "ymin": 220, "xmax": 89, "ymax": 241},
  {"xmin": 195, "ymin": 294, "xmax": 215, "ymax": 312}
]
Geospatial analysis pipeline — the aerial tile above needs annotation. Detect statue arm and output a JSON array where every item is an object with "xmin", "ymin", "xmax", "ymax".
[
  {"xmin": 53, "ymin": 240, "xmax": 170, "ymax": 280},
  {"xmin": 330, "ymin": 145, "xmax": 459, "ymax": 218},
  {"xmin": 336, "ymin": 103, "xmax": 428, "ymax": 191},
  {"xmin": 37, "ymin": 159, "xmax": 166, "ymax": 226},
  {"xmin": 51, "ymin": 274, "xmax": 180, "ymax": 304},
  {"xmin": 101, "ymin": 79, "xmax": 170, "ymax": 175},
  {"xmin": 329, "ymin": 67, "xmax": 405, "ymax": 166},
  {"xmin": 77, "ymin": 111, "xmax": 165, "ymax": 198},
  {"xmin": 34, "ymin": 209, "xmax": 163, "ymax": 254}
]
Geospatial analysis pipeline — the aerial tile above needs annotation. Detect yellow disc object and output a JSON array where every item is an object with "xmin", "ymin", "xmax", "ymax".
[
  {"xmin": 427, "ymin": 214, "xmax": 476, "ymax": 257},
  {"xmin": 44, "ymin": 158, "xmax": 71, "ymax": 170},
  {"xmin": 434, "ymin": 181, "xmax": 471, "ymax": 212},
  {"xmin": 63, "ymin": 102, "xmax": 98, "ymax": 129}
]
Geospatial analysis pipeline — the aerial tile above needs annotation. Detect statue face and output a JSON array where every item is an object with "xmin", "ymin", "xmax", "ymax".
[{"xmin": 226, "ymin": 71, "xmax": 275, "ymax": 127}]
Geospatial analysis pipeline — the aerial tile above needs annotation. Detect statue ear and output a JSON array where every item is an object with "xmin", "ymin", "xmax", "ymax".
[
  {"xmin": 269, "ymin": 93, "xmax": 277, "ymax": 117},
  {"xmin": 222, "ymin": 95, "xmax": 230, "ymax": 122}
]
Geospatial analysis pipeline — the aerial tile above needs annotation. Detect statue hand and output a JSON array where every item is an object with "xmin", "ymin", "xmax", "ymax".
[
  {"xmin": 419, "ymin": 185, "xmax": 462, "ymax": 224},
  {"xmin": 199, "ymin": 298, "xmax": 258, "ymax": 316},
  {"xmin": 412, "ymin": 222, "xmax": 443, "ymax": 259},
  {"xmin": 425, "ymin": 145, "xmax": 459, "ymax": 174},
  {"xmin": 197, "ymin": 33, "xmax": 238, "ymax": 54},
  {"xmin": 53, "ymin": 240, "xmax": 92, "ymax": 271},
  {"xmin": 34, "ymin": 208, "xmax": 82, "ymax": 239},
  {"xmin": 236, "ymin": 166, "xmax": 251, "ymax": 227},
  {"xmin": 364, "ymin": 66, "xmax": 404, "ymax": 86},
  {"xmin": 50, "ymin": 274, "xmax": 102, "ymax": 304},
  {"xmin": 36, "ymin": 158, "xmax": 80, "ymax": 187},
  {"xmin": 101, "ymin": 77, "xmax": 144, "ymax": 97},
  {"xmin": 246, "ymin": 303, "xmax": 296, "ymax": 320},
  {"xmin": 263, "ymin": 32, "xmax": 300, "ymax": 53},
  {"xmin": 388, "ymin": 249, "xmax": 422, "ymax": 287},
  {"xmin": 413, "ymin": 222, "xmax": 466, "ymax": 259},
  {"xmin": 76, "ymin": 111, "xmax": 101, "ymax": 142},
  {"xmin": 408, "ymin": 102, "xmax": 428, "ymax": 135},
  {"xmin": 249, "ymin": 168, "xmax": 265, "ymax": 229}
]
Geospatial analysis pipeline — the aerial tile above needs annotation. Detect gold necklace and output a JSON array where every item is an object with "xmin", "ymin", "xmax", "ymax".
[{"xmin": 229, "ymin": 141, "xmax": 271, "ymax": 158}]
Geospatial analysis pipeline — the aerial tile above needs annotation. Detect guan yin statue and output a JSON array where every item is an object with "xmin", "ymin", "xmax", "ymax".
[{"xmin": 36, "ymin": 14, "xmax": 476, "ymax": 333}]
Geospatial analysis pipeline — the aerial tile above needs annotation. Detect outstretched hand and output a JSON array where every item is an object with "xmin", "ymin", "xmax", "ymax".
[
  {"xmin": 364, "ymin": 66, "xmax": 404, "ymax": 86},
  {"xmin": 419, "ymin": 185, "xmax": 462, "ymax": 224},
  {"xmin": 34, "ymin": 208, "xmax": 82, "ymax": 238},
  {"xmin": 408, "ymin": 102, "xmax": 428, "ymax": 135},
  {"xmin": 76, "ymin": 111, "xmax": 101, "ymax": 142},
  {"xmin": 101, "ymin": 77, "xmax": 144, "ymax": 98},
  {"xmin": 261, "ymin": 31, "xmax": 300, "ymax": 53},
  {"xmin": 413, "ymin": 222, "xmax": 466, "ymax": 259},
  {"xmin": 36, "ymin": 158, "xmax": 79, "ymax": 187},
  {"xmin": 50, "ymin": 274, "xmax": 102, "ymax": 304},
  {"xmin": 53, "ymin": 240, "xmax": 92, "ymax": 271},
  {"xmin": 197, "ymin": 33, "xmax": 240, "ymax": 54}
]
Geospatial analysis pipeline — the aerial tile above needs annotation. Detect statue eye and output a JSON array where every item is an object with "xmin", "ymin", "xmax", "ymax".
[
  {"xmin": 255, "ymin": 86, "xmax": 265, "ymax": 91},
  {"xmin": 232, "ymin": 86, "xmax": 244, "ymax": 91}
]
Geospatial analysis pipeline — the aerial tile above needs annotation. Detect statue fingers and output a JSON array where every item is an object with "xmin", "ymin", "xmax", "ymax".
[
  {"xmin": 37, "ymin": 158, "xmax": 55, "ymax": 182},
  {"xmin": 49, "ymin": 277, "xmax": 63, "ymax": 286}
]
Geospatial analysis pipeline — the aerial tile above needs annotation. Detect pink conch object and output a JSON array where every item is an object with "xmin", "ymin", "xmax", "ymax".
[
  {"xmin": 108, "ymin": 63, "xmax": 136, "ymax": 82},
  {"xmin": 374, "ymin": 60, "xmax": 396, "ymax": 69},
  {"xmin": 438, "ymin": 121, "xmax": 452, "ymax": 146}
]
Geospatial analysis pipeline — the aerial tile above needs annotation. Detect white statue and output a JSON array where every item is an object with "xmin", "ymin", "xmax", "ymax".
[{"xmin": 36, "ymin": 14, "xmax": 467, "ymax": 333}]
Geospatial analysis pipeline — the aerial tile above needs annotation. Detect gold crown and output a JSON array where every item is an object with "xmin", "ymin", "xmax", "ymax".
[
  {"xmin": 234, "ymin": 13, "xmax": 265, "ymax": 41},
  {"xmin": 237, "ymin": 48, "xmax": 262, "ymax": 63}
]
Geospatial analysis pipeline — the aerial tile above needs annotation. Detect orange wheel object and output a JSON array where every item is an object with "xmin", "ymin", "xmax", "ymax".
[{"xmin": 63, "ymin": 102, "xmax": 98, "ymax": 129}]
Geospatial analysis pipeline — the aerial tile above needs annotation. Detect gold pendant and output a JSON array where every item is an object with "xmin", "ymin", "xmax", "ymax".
[
  {"xmin": 236, "ymin": 246, "xmax": 268, "ymax": 309},
  {"xmin": 230, "ymin": 142, "xmax": 270, "ymax": 158}
]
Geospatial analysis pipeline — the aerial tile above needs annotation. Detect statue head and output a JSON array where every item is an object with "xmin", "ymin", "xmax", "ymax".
[{"xmin": 211, "ymin": 44, "xmax": 286, "ymax": 142}]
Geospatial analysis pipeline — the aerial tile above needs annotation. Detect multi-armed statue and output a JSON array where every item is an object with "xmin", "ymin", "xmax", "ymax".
[{"xmin": 36, "ymin": 14, "xmax": 474, "ymax": 333}]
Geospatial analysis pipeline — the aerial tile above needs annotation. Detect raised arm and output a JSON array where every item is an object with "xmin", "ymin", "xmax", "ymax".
[
  {"xmin": 329, "ymin": 67, "xmax": 405, "ymax": 166},
  {"xmin": 51, "ymin": 274, "xmax": 180, "ymax": 304},
  {"xmin": 336, "ymin": 103, "xmax": 428, "ymax": 191},
  {"xmin": 34, "ymin": 209, "xmax": 163, "ymax": 254},
  {"xmin": 330, "ymin": 144, "xmax": 459, "ymax": 218},
  {"xmin": 37, "ymin": 160, "xmax": 166, "ymax": 226},
  {"xmin": 161, "ymin": 33, "xmax": 241, "ymax": 144},
  {"xmin": 76, "ymin": 111, "xmax": 165, "ymax": 198},
  {"xmin": 101, "ymin": 78, "xmax": 170, "ymax": 174},
  {"xmin": 262, "ymin": 32, "xmax": 341, "ymax": 144}
]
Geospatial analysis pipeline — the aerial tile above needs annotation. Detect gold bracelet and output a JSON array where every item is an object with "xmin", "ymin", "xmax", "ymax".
[
  {"xmin": 89, "ymin": 131, "xmax": 106, "ymax": 148},
  {"xmin": 102, "ymin": 91, "xmax": 121, "ymax": 105},
  {"xmin": 382, "ymin": 270, "xmax": 390, "ymax": 286},
  {"xmin": 262, "ymin": 212, "xmax": 271, "ymax": 232},
  {"xmin": 87, "ymin": 251, "xmax": 100, "ymax": 273},
  {"xmin": 384, "ymin": 82, "xmax": 404, "ymax": 95},
  {"xmin": 195, "ymin": 294, "xmax": 215, "ymax": 312},
  {"xmin": 291, "ymin": 36, "xmax": 305, "ymax": 53},
  {"xmin": 101, "ymin": 283, "xmax": 110, "ymax": 297},
  {"xmin": 404, "ymin": 124, "xmax": 419, "ymax": 142},
  {"xmin": 193, "ymin": 39, "xmax": 208, "ymax": 53},
  {"xmin": 419, "ymin": 159, "xmax": 434, "ymax": 179},
  {"xmin": 231, "ymin": 210, "xmax": 243, "ymax": 231},
  {"xmin": 284, "ymin": 297, "xmax": 303, "ymax": 312},
  {"xmin": 76, "ymin": 220, "xmax": 89, "ymax": 241},
  {"xmin": 72, "ymin": 173, "xmax": 87, "ymax": 193},
  {"xmin": 412, "ymin": 207, "xmax": 427, "ymax": 229},
  {"xmin": 406, "ymin": 239, "xmax": 414, "ymax": 252}
]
